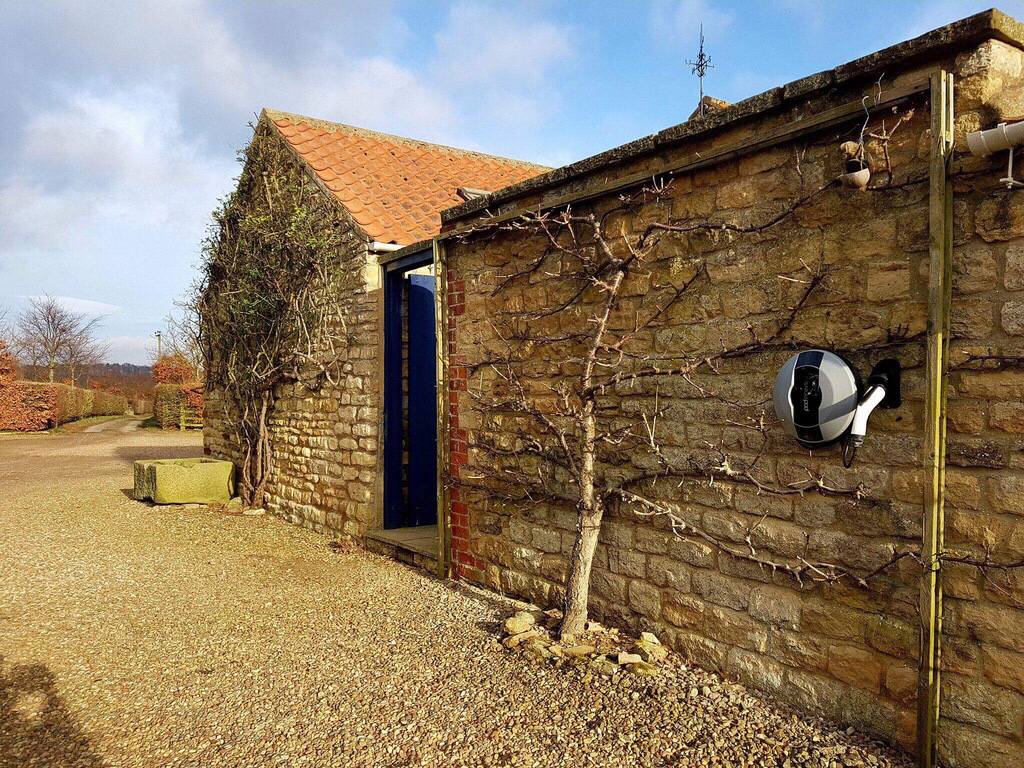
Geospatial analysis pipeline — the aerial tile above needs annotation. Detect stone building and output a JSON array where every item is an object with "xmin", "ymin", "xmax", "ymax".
[
  {"xmin": 207, "ymin": 10, "xmax": 1024, "ymax": 767},
  {"xmin": 203, "ymin": 110, "xmax": 547, "ymax": 562}
]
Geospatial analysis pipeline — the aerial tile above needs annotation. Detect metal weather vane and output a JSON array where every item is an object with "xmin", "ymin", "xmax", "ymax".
[{"xmin": 687, "ymin": 24, "xmax": 715, "ymax": 117}]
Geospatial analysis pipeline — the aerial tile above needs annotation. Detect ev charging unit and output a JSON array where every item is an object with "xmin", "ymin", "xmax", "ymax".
[{"xmin": 773, "ymin": 350, "xmax": 900, "ymax": 466}]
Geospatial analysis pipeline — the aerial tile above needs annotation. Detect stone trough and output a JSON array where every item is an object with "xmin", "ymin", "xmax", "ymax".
[{"xmin": 133, "ymin": 458, "xmax": 235, "ymax": 504}]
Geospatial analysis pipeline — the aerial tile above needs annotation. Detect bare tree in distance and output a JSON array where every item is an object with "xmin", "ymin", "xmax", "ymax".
[
  {"xmin": 61, "ymin": 325, "xmax": 111, "ymax": 387},
  {"xmin": 15, "ymin": 297, "xmax": 106, "ymax": 383},
  {"xmin": 153, "ymin": 302, "xmax": 203, "ymax": 380}
]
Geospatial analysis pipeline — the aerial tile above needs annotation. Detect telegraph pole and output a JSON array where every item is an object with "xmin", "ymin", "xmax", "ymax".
[{"xmin": 687, "ymin": 24, "xmax": 715, "ymax": 117}]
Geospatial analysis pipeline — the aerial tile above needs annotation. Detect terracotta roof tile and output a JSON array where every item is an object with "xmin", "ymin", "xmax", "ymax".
[{"xmin": 263, "ymin": 109, "xmax": 549, "ymax": 245}]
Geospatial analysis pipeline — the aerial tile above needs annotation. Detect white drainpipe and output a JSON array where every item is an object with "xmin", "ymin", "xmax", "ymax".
[{"xmin": 369, "ymin": 241, "xmax": 403, "ymax": 253}]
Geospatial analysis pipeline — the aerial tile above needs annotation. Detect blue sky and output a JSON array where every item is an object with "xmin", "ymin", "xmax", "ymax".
[{"xmin": 1, "ymin": 0, "xmax": 1019, "ymax": 364}]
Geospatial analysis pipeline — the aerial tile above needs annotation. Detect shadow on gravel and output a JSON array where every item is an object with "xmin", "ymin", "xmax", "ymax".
[
  {"xmin": 114, "ymin": 444, "xmax": 203, "ymax": 463},
  {"xmin": 441, "ymin": 577, "xmax": 524, "ymax": 620},
  {"xmin": 0, "ymin": 655, "xmax": 105, "ymax": 767}
]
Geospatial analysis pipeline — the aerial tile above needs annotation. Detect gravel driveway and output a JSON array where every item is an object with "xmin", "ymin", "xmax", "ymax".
[
  {"xmin": 0, "ymin": 429, "xmax": 911, "ymax": 767},
  {"xmin": 82, "ymin": 416, "xmax": 144, "ymax": 433}
]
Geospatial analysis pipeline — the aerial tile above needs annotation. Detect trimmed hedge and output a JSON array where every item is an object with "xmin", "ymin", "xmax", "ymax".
[
  {"xmin": 155, "ymin": 382, "xmax": 203, "ymax": 429},
  {"xmin": 131, "ymin": 398, "xmax": 154, "ymax": 415},
  {"xmin": 50, "ymin": 383, "xmax": 91, "ymax": 424},
  {"xmin": 154, "ymin": 383, "xmax": 183, "ymax": 428},
  {"xmin": 0, "ymin": 380, "xmax": 128, "ymax": 431},
  {"xmin": 93, "ymin": 390, "xmax": 129, "ymax": 416},
  {"xmin": 0, "ymin": 381, "xmax": 56, "ymax": 431}
]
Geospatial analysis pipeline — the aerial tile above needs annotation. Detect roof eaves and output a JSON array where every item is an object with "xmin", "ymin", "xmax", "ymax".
[
  {"xmin": 376, "ymin": 238, "xmax": 435, "ymax": 266},
  {"xmin": 441, "ymin": 8, "xmax": 1024, "ymax": 226}
]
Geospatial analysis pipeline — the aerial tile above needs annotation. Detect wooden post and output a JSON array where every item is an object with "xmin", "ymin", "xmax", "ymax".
[
  {"xmin": 434, "ymin": 237, "xmax": 451, "ymax": 579},
  {"xmin": 918, "ymin": 69, "xmax": 954, "ymax": 768}
]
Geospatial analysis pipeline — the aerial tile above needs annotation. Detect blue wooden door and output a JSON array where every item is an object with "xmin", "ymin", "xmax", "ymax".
[
  {"xmin": 384, "ymin": 265, "xmax": 437, "ymax": 529},
  {"xmin": 406, "ymin": 274, "xmax": 437, "ymax": 527}
]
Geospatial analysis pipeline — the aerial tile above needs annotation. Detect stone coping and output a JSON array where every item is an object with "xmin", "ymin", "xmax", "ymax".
[{"xmin": 441, "ymin": 8, "xmax": 1024, "ymax": 228}]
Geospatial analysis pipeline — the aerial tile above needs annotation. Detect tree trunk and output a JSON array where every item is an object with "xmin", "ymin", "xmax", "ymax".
[
  {"xmin": 562, "ymin": 503, "xmax": 603, "ymax": 635},
  {"xmin": 561, "ymin": 268, "xmax": 623, "ymax": 636},
  {"xmin": 246, "ymin": 391, "xmax": 271, "ymax": 508},
  {"xmin": 561, "ymin": 400, "xmax": 599, "ymax": 635},
  {"xmin": 48, "ymin": 360, "xmax": 55, "ymax": 382}
]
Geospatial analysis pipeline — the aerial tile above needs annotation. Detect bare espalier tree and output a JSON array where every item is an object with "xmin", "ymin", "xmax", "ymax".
[
  {"xmin": 457, "ymin": 177, "xmax": 884, "ymax": 634},
  {"xmin": 15, "ymin": 297, "xmax": 106, "ymax": 383},
  {"xmin": 458, "ymin": 103, "xmax": 1024, "ymax": 635}
]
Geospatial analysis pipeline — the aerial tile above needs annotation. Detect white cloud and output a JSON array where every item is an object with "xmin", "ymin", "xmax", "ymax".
[
  {"xmin": 46, "ymin": 0, "xmax": 414, "ymax": 116},
  {"xmin": 480, "ymin": 90, "xmax": 549, "ymax": 132},
  {"xmin": 0, "ymin": 178, "xmax": 89, "ymax": 253},
  {"xmin": 20, "ymin": 87, "xmax": 235, "ymax": 232},
  {"xmin": 103, "ymin": 336, "xmax": 155, "ymax": 366},
  {"xmin": 435, "ymin": 3, "xmax": 575, "ymax": 87},
  {"xmin": 424, "ymin": 3, "xmax": 578, "ymax": 147},
  {"xmin": 3, "ymin": 1, "xmax": 576, "ymax": 175},
  {"xmin": 0, "ymin": 84, "xmax": 237, "ymax": 331},
  {"xmin": 0, "ymin": 84, "xmax": 234, "ymax": 362},
  {"xmin": 651, "ymin": 0, "xmax": 735, "ymax": 47},
  {"xmin": 15, "ymin": 1, "xmax": 456, "ymax": 143},
  {"xmin": 0, "ymin": 1, "xmax": 582, "ymax": 361},
  {"xmin": 284, "ymin": 58, "xmax": 457, "ymax": 140},
  {"xmin": 22, "ymin": 296, "xmax": 124, "ymax": 317},
  {"xmin": 51, "ymin": 0, "xmax": 252, "ymax": 113}
]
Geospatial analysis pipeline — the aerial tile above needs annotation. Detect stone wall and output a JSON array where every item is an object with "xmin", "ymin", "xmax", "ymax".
[
  {"xmin": 937, "ymin": 39, "xmax": 1024, "ymax": 768},
  {"xmin": 204, "ymin": 123, "xmax": 382, "ymax": 538},
  {"xmin": 443, "ymin": 39, "xmax": 1024, "ymax": 767}
]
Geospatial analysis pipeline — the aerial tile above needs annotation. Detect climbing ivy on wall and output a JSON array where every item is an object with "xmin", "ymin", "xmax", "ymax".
[{"xmin": 197, "ymin": 124, "xmax": 353, "ymax": 505}]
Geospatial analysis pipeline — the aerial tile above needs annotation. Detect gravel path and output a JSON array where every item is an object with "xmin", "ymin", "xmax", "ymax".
[
  {"xmin": 82, "ymin": 417, "xmax": 144, "ymax": 434},
  {"xmin": 0, "ymin": 429, "xmax": 912, "ymax": 767}
]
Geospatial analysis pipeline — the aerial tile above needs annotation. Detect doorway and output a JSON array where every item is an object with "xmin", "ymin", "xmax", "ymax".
[{"xmin": 382, "ymin": 249, "xmax": 437, "ymax": 532}]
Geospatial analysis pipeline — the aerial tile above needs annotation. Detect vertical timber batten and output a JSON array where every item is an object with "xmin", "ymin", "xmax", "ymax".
[
  {"xmin": 918, "ymin": 69, "xmax": 953, "ymax": 768},
  {"xmin": 372, "ymin": 244, "xmax": 388, "ymax": 531},
  {"xmin": 435, "ymin": 237, "xmax": 451, "ymax": 578}
]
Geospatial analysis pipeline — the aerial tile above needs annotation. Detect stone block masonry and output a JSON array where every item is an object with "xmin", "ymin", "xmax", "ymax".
[
  {"xmin": 201, "ymin": 13, "xmax": 1024, "ymax": 768},
  {"xmin": 441, "ymin": 29, "xmax": 1024, "ymax": 768},
  {"xmin": 203, "ymin": 122, "xmax": 383, "ymax": 540}
]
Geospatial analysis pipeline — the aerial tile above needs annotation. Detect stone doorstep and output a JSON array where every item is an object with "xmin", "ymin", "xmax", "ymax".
[{"xmin": 363, "ymin": 526, "xmax": 440, "ymax": 573}]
